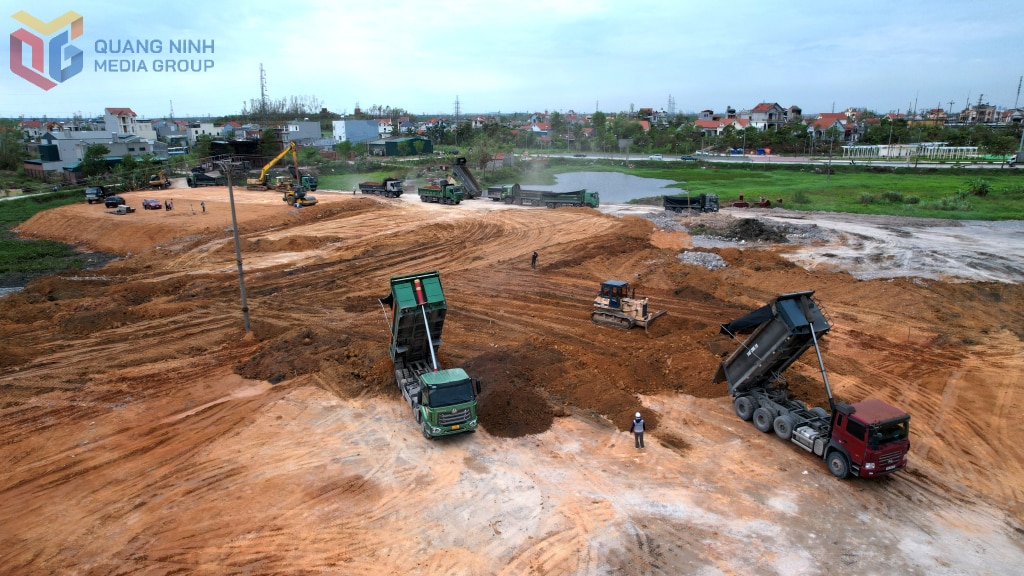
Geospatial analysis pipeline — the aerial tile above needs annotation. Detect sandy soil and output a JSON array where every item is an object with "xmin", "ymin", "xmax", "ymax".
[{"xmin": 2, "ymin": 185, "xmax": 1023, "ymax": 575}]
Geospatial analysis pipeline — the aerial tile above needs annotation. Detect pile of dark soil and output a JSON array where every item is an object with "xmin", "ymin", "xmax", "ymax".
[{"xmin": 723, "ymin": 218, "xmax": 788, "ymax": 242}]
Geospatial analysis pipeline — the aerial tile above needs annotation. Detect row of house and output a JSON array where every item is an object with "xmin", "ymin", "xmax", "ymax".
[{"xmin": 18, "ymin": 99, "xmax": 1024, "ymax": 179}]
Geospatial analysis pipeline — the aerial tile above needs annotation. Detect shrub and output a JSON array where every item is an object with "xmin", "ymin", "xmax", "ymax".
[
  {"xmin": 926, "ymin": 190, "xmax": 971, "ymax": 211},
  {"xmin": 905, "ymin": 196, "xmax": 920, "ymax": 204},
  {"xmin": 792, "ymin": 190, "xmax": 810, "ymax": 204},
  {"xmin": 859, "ymin": 193, "xmax": 875, "ymax": 204},
  {"xmin": 881, "ymin": 190, "xmax": 904, "ymax": 203},
  {"xmin": 966, "ymin": 178, "xmax": 991, "ymax": 197}
]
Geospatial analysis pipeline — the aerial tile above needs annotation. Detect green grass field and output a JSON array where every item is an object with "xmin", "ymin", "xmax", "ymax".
[
  {"xmin": 537, "ymin": 160, "xmax": 1024, "ymax": 220},
  {"xmin": 0, "ymin": 189, "xmax": 113, "ymax": 286},
  {"xmin": 317, "ymin": 171, "xmax": 406, "ymax": 192}
]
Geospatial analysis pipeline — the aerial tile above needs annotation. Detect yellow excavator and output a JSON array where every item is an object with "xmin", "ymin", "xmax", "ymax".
[{"xmin": 247, "ymin": 142, "xmax": 300, "ymax": 191}]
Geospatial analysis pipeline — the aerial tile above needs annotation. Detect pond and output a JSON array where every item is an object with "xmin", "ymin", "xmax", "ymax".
[{"xmin": 527, "ymin": 172, "xmax": 683, "ymax": 203}]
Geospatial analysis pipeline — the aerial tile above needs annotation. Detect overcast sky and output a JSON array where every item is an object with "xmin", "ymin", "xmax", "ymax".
[{"xmin": 4, "ymin": 0, "xmax": 1023, "ymax": 120}]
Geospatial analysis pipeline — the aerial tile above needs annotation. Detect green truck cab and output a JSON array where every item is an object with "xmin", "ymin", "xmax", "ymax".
[{"xmin": 382, "ymin": 271, "xmax": 480, "ymax": 439}]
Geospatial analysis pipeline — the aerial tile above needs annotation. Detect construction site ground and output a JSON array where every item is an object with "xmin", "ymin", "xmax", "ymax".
[{"xmin": 2, "ymin": 184, "xmax": 1023, "ymax": 575}]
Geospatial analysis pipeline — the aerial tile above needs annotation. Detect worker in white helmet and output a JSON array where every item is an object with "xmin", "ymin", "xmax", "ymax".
[{"xmin": 630, "ymin": 411, "xmax": 645, "ymax": 449}]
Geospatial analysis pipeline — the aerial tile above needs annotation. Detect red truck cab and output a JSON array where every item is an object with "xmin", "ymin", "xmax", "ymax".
[{"xmin": 830, "ymin": 399, "xmax": 910, "ymax": 478}]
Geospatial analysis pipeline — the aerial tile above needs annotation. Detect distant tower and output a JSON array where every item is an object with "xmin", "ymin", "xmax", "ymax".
[
  {"xmin": 667, "ymin": 94, "xmax": 676, "ymax": 116},
  {"xmin": 259, "ymin": 63, "xmax": 269, "ymax": 125},
  {"xmin": 169, "ymin": 100, "xmax": 174, "ymax": 119},
  {"xmin": 453, "ymin": 95, "xmax": 462, "ymax": 146}
]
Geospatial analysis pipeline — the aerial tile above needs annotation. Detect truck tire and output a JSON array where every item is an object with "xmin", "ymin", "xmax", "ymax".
[
  {"xmin": 734, "ymin": 396, "xmax": 755, "ymax": 421},
  {"xmin": 810, "ymin": 407, "xmax": 829, "ymax": 419},
  {"xmin": 827, "ymin": 451, "xmax": 850, "ymax": 479},
  {"xmin": 753, "ymin": 408, "xmax": 773, "ymax": 433},
  {"xmin": 774, "ymin": 414, "xmax": 795, "ymax": 440},
  {"xmin": 422, "ymin": 422, "xmax": 433, "ymax": 440}
]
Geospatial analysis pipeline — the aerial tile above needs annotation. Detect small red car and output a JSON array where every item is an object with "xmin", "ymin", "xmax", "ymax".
[{"xmin": 142, "ymin": 198, "xmax": 163, "ymax": 210}]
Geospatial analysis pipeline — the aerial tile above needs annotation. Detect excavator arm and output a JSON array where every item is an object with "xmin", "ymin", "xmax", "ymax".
[{"xmin": 258, "ymin": 142, "xmax": 297, "ymax": 182}]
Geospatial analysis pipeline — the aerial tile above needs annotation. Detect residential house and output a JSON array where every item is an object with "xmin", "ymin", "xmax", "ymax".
[
  {"xmin": 135, "ymin": 122, "xmax": 158, "ymax": 141},
  {"xmin": 745, "ymin": 103, "xmax": 786, "ymax": 131},
  {"xmin": 221, "ymin": 121, "xmax": 241, "ymax": 138},
  {"xmin": 19, "ymin": 119, "xmax": 43, "ymax": 139},
  {"xmin": 693, "ymin": 118, "xmax": 749, "ymax": 136},
  {"xmin": 806, "ymin": 113, "xmax": 847, "ymax": 140},
  {"xmin": 377, "ymin": 118, "xmax": 393, "ymax": 138},
  {"xmin": 1002, "ymin": 109, "xmax": 1024, "ymax": 124},
  {"xmin": 694, "ymin": 119, "xmax": 723, "ymax": 135},
  {"xmin": 27, "ymin": 130, "xmax": 167, "ymax": 180},
  {"xmin": 527, "ymin": 122, "xmax": 551, "ymax": 137},
  {"xmin": 333, "ymin": 119, "xmax": 379, "ymax": 144},
  {"xmin": 281, "ymin": 121, "xmax": 323, "ymax": 146},
  {"xmin": 104, "ymin": 107, "xmax": 138, "ymax": 135},
  {"xmin": 485, "ymin": 152, "xmax": 514, "ymax": 170},
  {"xmin": 188, "ymin": 121, "xmax": 217, "ymax": 145},
  {"xmin": 959, "ymin": 103, "xmax": 997, "ymax": 124}
]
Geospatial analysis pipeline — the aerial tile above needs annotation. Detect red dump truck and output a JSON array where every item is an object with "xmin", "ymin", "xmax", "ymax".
[{"xmin": 714, "ymin": 291, "xmax": 910, "ymax": 478}]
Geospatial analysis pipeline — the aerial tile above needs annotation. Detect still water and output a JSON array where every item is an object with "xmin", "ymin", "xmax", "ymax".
[{"xmin": 527, "ymin": 172, "xmax": 682, "ymax": 203}]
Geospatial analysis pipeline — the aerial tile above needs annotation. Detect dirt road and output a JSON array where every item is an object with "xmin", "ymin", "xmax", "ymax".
[{"xmin": 2, "ymin": 186, "xmax": 1022, "ymax": 574}]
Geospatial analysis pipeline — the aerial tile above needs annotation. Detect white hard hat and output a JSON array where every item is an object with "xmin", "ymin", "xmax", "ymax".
[{"xmin": 635, "ymin": 412, "xmax": 641, "ymax": 418}]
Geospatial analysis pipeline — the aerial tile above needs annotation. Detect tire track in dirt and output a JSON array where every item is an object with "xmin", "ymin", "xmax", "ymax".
[{"xmin": 4, "ymin": 190, "xmax": 1024, "ymax": 574}]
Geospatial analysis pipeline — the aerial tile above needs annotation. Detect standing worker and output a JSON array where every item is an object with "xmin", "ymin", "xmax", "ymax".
[
  {"xmin": 630, "ymin": 412, "xmax": 645, "ymax": 449},
  {"xmin": 201, "ymin": 201, "xmax": 206, "ymax": 213},
  {"xmin": 531, "ymin": 251, "xmax": 538, "ymax": 269}
]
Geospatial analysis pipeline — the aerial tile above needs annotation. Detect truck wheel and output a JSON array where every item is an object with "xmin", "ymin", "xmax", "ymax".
[
  {"xmin": 774, "ymin": 414, "xmax": 795, "ymax": 440},
  {"xmin": 827, "ymin": 451, "xmax": 850, "ymax": 478},
  {"xmin": 422, "ymin": 422, "xmax": 433, "ymax": 440},
  {"xmin": 734, "ymin": 396, "xmax": 755, "ymax": 421},
  {"xmin": 753, "ymin": 408, "xmax": 773, "ymax": 433},
  {"xmin": 810, "ymin": 407, "xmax": 829, "ymax": 419}
]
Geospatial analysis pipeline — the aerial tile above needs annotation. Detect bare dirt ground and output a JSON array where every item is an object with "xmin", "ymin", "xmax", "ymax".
[{"xmin": 2, "ymin": 185, "xmax": 1023, "ymax": 575}]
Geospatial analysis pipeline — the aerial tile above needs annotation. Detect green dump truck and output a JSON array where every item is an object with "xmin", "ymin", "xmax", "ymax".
[
  {"xmin": 489, "ymin": 183, "xmax": 599, "ymax": 208},
  {"xmin": 380, "ymin": 271, "xmax": 481, "ymax": 439},
  {"xmin": 418, "ymin": 183, "xmax": 464, "ymax": 205}
]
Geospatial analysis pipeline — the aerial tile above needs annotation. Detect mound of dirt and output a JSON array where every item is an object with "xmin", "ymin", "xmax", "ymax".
[{"xmin": 723, "ymin": 218, "xmax": 789, "ymax": 242}]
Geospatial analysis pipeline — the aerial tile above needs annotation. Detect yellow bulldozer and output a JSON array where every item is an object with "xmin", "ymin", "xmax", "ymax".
[{"xmin": 591, "ymin": 280, "xmax": 666, "ymax": 330}]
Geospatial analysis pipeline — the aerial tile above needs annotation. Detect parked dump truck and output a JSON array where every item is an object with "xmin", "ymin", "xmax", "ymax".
[
  {"xmin": 380, "ymin": 271, "xmax": 481, "ymax": 439},
  {"xmin": 359, "ymin": 178, "xmax": 404, "ymax": 198},
  {"xmin": 287, "ymin": 166, "xmax": 319, "ymax": 191},
  {"xmin": 714, "ymin": 290, "xmax": 910, "ymax": 479},
  {"xmin": 451, "ymin": 157, "xmax": 482, "ymax": 199},
  {"xmin": 591, "ymin": 280, "xmax": 666, "ymax": 330},
  {"xmin": 663, "ymin": 193, "xmax": 719, "ymax": 213},
  {"xmin": 490, "ymin": 183, "xmax": 599, "ymax": 208},
  {"xmin": 418, "ymin": 183, "xmax": 464, "ymax": 204},
  {"xmin": 186, "ymin": 172, "xmax": 225, "ymax": 188}
]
